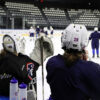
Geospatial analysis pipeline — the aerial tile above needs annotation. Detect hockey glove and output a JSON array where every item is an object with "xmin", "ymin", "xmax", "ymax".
[{"xmin": 30, "ymin": 36, "xmax": 54, "ymax": 65}]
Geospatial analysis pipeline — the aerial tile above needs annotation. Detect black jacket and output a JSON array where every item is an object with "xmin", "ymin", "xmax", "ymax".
[{"xmin": 0, "ymin": 52, "xmax": 39, "ymax": 96}]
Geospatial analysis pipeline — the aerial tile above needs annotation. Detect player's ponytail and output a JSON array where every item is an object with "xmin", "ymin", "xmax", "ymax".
[{"xmin": 63, "ymin": 50, "xmax": 83, "ymax": 67}]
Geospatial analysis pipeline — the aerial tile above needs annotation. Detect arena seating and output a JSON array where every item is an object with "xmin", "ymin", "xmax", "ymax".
[
  {"xmin": 5, "ymin": 2, "xmax": 47, "ymax": 26},
  {"xmin": 68, "ymin": 9, "xmax": 99, "ymax": 27},
  {"xmin": 0, "ymin": 1, "xmax": 99, "ymax": 29},
  {"xmin": 43, "ymin": 8, "xmax": 68, "ymax": 28}
]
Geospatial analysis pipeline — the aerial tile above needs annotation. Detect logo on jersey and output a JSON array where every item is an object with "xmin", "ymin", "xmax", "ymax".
[
  {"xmin": 0, "ymin": 73, "xmax": 12, "ymax": 79},
  {"xmin": 26, "ymin": 62, "xmax": 34, "ymax": 80}
]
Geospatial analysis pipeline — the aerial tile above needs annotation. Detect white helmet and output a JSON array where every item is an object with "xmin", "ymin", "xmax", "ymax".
[
  {"xmin": 30, "ymin": 26, "xmax": 33, "ymax": 29},
  {"xmin": 37, "ymin": 26, "xmax": 39, "ymax": 28},
  {"xmin": 94, "ymin": 27, "xmax": 98, "ymax": 31},
  {"xmin": 3, "ymin": 34, "xmax": 20, "ymax": 54},
  {"xmin": 61, "ymin": 24, "xmax": 88, "ymax": 51}
]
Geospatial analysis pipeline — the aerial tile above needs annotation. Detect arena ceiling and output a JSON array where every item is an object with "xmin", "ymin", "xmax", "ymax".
[{"xmin": 1, "ymin": 0, "xmax": 100, "ymax": 9}]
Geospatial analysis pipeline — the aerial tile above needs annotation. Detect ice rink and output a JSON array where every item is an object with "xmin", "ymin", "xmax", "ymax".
[{"xmin": 0, "ymin": 30, "xmax": 100, "ymax": 100}]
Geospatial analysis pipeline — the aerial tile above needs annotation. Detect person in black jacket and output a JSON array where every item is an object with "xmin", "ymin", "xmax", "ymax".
[{"xmin": 0, "ymin": 34, "xmax": 54, "ymax": 100}]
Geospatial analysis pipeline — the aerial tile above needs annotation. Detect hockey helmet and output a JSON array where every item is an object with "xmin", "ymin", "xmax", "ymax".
[
  {"xmin": 61, "ymin": 24, "xmax": 88, "ymax": 51},
  {"xmin": 2, "ymin": 34, "xmax": 20, "ymax": 54},
  {"xmin": 94, "ymin": 27, "xmax": 98, "ymax": 31}
]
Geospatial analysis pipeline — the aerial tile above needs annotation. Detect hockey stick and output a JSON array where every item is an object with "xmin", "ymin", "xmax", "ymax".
[{"xmin": 39, "ymin": 36, "xmax": 44, "ymax": 100}]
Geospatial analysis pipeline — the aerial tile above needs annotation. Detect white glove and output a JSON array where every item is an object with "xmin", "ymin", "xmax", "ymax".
[{"xmin": 30, "ymin": 36, "xmax": 54, "ymax": 65}]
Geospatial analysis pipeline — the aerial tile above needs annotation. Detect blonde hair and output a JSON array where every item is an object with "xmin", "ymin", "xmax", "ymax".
[
  {"xmin": 63, "ymin": 51, "xmax": 83, "ymax": 67},
  {"xmin": 0, "ymin": 49, "xmax": 18, "ymax": 57}
]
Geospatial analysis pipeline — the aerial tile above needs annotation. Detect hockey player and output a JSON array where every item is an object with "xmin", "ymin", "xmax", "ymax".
[
  {"xmin": 49, "ymin": 26, "xmax": 54, "ymax": 38},
  {"xmin": 46, "ymin": 24, "xmax": 100, "ymax": 100},
  {"xmin": 0, "ymin": 34, "xmax": 54, "ymax": 100},
  {"xmin": 50, "ymin": 26, "xmax": 54, "ymax": 35},
  {"xmin": 89, "ymin": 27, "xmax": 100, "ymax": 58},
  {"xmin": 36, "ymin": 26, "xmax": 40, "ymax": 38},
  {"xmin": 29, "ymin": 26, "xmax": 35, "ymax": 41},
  {"xmin": 44, "ymin": 27, "xmax": 48, "ymax": 37}
]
